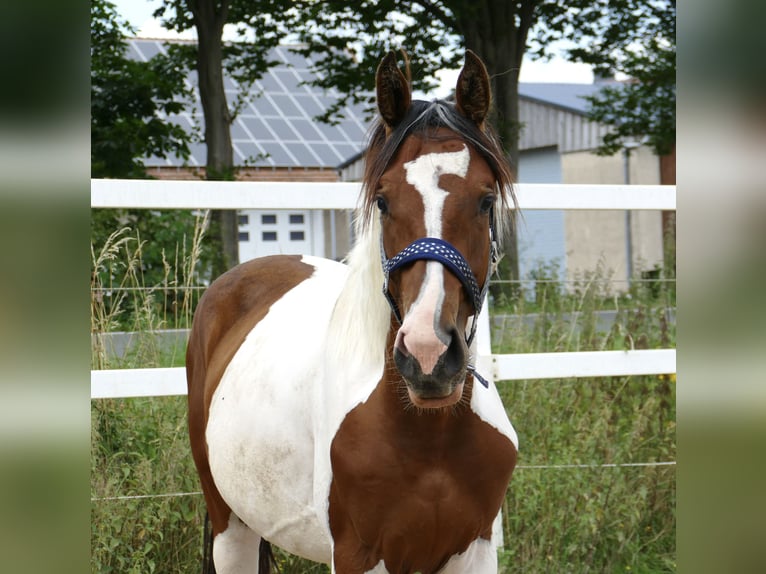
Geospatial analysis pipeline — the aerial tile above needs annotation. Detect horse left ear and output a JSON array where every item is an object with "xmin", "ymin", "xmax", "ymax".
[
  {"xmin": 455, "ymin": 50, "xmax": 491, "ymax": 126},
  {"xmin": 376, "ymin": 51, "xmax": 411, "ymax": 130}
]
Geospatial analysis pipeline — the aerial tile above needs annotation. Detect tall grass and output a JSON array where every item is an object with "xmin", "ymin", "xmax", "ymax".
[
  {"xmin": 493, "ymin": 261, "xmax": 676, "ymax": 572},
  {"xmin": 91, "ymin": 213, "xmax": 210, "ymax": 572},
  {"xmin": 90, "ymin": 245, "xmax": 675, "ymax": 572},
  {"xmin": 90, "ymin": 211, "xmax": 208, "ymax": 369}
]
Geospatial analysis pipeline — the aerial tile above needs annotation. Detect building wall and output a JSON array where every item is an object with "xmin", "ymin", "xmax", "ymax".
[{"xmin": 561, "ymin": 146, "xmax": 664, "ymax": 289}]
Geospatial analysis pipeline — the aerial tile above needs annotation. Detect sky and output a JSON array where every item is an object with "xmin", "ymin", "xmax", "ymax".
[{"xmin": 113, "ymin": 0, "xmax": 594, "ymax": 93}]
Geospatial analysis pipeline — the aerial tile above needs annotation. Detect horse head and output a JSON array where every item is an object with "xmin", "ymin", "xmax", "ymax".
[{"xmin": 363, "ymin": 51, "xmax": 515, "ymax": 410}]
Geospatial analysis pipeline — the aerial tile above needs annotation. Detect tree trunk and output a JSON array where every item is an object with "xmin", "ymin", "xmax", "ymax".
[
  {"xmin": 452, "ymin": 0, "xmax": 535, "ymax": 300},
  {"xmin": 660, "ymin": 143, "xmax": 676, "ymax": 279},
  {"xmin": 192, "ymin": 0, "xmax": 239, "ymax": 278}
]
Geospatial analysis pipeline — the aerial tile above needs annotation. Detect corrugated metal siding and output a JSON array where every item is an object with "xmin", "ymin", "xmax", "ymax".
[
  {"xmin": 340, "ymin": 92, "xmax": 612, "ymax": 179},
  {"xmin": 519, "ymin": 99, "xmax": 609, "ymax": 153}
]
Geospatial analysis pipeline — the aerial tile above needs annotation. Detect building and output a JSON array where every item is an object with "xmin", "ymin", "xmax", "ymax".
[
  {"xmin": 128, "ymin": 39, "xmax": 667, "ymax": 287},
  {"xmin": 517, "ymin": 82, "xmax": 665, "ymax": 290},
  {"xmin": 127, "ymin": 39, "xmax": 368, "ymax": 262}
]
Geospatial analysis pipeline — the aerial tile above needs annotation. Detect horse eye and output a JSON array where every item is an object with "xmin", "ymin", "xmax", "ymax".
[
  {"xmin": 479, "ymin": 194, "xmax": 495, "ymax": 214},
  {"xmin": 376, "ymin": 195, "xmax": 388, "ymax": 214}
]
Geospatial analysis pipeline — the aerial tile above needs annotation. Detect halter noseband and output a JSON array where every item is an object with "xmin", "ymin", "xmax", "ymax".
[{"xmin": 380, "ymin": 209, "xmax": 499, "ymax": 350}]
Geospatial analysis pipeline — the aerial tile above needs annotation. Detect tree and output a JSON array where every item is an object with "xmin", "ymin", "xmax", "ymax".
[
  {"xmin": 91, "ymin": 0, "xmax": 192, "ymax": 178},
  {"xmin": 91, "ymin": 0, "xmax": 211, "ymax": 326},
  {"xmin": 562, "ymin": 0, "xmax": 676, "ymax": 276},
  {"xmin": 154, "ymin": 0, "xmax": 296, "ymax": 278},
  {"xmin": 566, "ymin": 0, "xmax": 676, "ymax": 157},
  {"xmin": 146, "ymin": 1, "xmax": 675, "ymax": 284},
  {"xmin": 292, "ymin": 0, "xmax": 671, "ymax": 289}
]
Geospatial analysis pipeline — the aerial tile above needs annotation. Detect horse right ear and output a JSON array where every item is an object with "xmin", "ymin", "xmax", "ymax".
[{"xmin": 376, "ymin": 51, "xmax": 411, "ymax": 130}]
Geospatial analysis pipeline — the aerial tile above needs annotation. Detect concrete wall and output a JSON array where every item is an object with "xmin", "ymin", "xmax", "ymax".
[{"xmin": 561, "ymin": 146, "xmax": 664, "ymax": 289}]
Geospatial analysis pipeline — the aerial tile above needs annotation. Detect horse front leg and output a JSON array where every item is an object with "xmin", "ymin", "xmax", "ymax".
[{"xmin": 213, "ymin": 513, "xmax": 271, "ymax": 574}]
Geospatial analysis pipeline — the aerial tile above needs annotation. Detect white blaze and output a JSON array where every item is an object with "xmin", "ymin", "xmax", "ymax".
[
  {"xmin": 404, "ymin": 145, "xmax": 470, "ymax": 238},
  {"xmin": 396, "ymin": 146, "xmax": 470, "ymax": 373}
]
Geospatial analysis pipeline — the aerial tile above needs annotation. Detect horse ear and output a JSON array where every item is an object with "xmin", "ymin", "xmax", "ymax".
[
  {"xmin": 376, "ymin": 51, "xmax": 411, "ymax": 130},
  {"xmin": 455, "ymin": 50, "xmax": 491, "ymax": 126}
]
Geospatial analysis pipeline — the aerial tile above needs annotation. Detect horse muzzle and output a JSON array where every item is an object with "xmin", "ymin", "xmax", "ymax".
[{"xmin": 393, "ymin": 326, "xmax": 468, "ymax": 408}]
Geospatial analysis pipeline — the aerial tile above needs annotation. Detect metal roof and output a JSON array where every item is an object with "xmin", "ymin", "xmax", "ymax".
[
  {"xmin": 518, "ymin": 82, "xmax": 607, "ymax": 115},
  {"xmin": 126, "ymin": 39, "xmax": 371, "ymax": 169}
]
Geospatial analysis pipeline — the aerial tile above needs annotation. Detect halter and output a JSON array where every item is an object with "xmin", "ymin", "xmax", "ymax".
[{"xmin": 380, "ymin": 208, "xmax": 499, "ymax": 351}]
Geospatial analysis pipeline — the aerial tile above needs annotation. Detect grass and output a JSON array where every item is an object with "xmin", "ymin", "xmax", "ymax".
[{"xmin": 90, "ymin": 227, "xmax": 675, "ymax": 573}]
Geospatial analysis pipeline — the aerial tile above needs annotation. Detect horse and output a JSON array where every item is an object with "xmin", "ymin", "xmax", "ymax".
[{"xmin": 186, "ymin": 50, "xmax": 518, "ymax": 574}]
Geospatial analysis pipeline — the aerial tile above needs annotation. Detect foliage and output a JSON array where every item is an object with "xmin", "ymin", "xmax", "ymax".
[
  {"xmin": 498, "ymin": 388, "xmax": 675, "ymax": 572},
  {"xmin": 91, "ymin": 397, "xmax": 205, "ymax": 574},
  {"xmin": 90, "ymin": 0, "xmax": 194, "ymax": 178},
  {"xmin": 152, "ymin": 0, "xmax": 299, "ymax": 276},
  {"xmin": 90, "ymin": 1, "xmax": 214, "ymax": 300},
  {"xmin": 492, "ymin": 262, "xmax": 676, "ymax": 572},
  {"xmin": 562, "ymin": 0, "xmax": 676, "ymax": 156},
  {"xmin": 290, "ymin": 1, "xmax": 462, "ymax": 124}
]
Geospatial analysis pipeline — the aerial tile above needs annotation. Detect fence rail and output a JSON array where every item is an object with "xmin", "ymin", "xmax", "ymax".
[
  {"xmin": 90, "ymin": 179, "xmax": 676, "ymax": 399},
  {"xmin": 92, "ymin": 178, "xmax": 676, "ymax": 211}
]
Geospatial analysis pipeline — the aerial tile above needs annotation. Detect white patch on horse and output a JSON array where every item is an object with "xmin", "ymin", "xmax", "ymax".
[
  {"xmin": 437, "ymin": 536, "xmax": 497, "ymax": 573},
  {"xmin": 468, "ymin": 342, "xmax": 519, "ymax": 449},
  {"xmin": 207, "ymin": 256, "xmax": 349, "ymax": 565},
  {"xmin": 363, "ymin": 559, "xmax": 389, "ymax": 573},
  {"xmin": 212, "ymin": 513, "xmax": 262, "ymax": 574},
  {"xmin": 404, "ymin": 145, "xmax": 470, "ymax": 238},
  {"xmin": 397, "ymin": 146, "xmax": 470, "ymax": 370}
]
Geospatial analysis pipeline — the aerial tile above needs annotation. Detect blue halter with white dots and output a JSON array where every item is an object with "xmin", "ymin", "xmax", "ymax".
[{"xmin": 380, "ymin": 210, "xmax": 498, "ymax": 350}]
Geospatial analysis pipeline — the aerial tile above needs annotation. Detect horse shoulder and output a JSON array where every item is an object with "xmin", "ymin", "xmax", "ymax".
[{"xmin": 187, "ymin": 255, "xmax": 326, "ymax": 408}]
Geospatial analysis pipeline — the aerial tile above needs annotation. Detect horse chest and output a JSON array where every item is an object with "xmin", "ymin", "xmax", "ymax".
[{"xmin": 328, "ymin": 397, "xmax": 516, "ymax": 573}]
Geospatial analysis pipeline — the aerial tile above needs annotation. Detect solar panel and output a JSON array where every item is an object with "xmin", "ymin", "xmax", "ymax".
[{"xmin": 127, "ymin": 39, "xmax": 371, "ymax": 169}]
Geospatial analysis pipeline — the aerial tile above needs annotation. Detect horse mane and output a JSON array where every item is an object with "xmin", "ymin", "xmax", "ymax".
[
  {"xmin": 360, "ymin": 98, "xmax": 517, "ymax": 240},
  {"xmin": 327, "ymin": 212, "xmax": 391, "ymax": 368}
]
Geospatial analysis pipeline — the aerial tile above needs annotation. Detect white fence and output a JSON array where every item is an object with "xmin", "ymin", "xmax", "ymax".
[{"xmin": 91, "ymin": 179, "xmax": 676, "ymax": 399}]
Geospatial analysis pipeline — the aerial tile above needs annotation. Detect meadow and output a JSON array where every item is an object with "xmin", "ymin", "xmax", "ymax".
[{"xmin": 91, "ymin": 224, "xmax": 675, "ymax": 573}]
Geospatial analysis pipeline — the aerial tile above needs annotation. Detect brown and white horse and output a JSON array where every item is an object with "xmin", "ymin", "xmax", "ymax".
[{"xmin": 186, "ymin": 50, "xmax": 518, "ymax": 574}]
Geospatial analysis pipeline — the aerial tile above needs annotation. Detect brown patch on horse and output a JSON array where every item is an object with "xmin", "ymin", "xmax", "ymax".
[
  {"xmin": 186, "ymin": 255, "xmax": 315, "ymax": 535},
  {"xmin": 328, "ymin": 331, "xmax": 517, "ymax": 573},
  {"xmin": 455, "ymin": 50, "xmax": 491, "ymax": 127}
]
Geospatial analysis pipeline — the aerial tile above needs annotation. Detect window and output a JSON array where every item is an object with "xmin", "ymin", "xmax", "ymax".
[
  {"xmin": 290, "ymin": 231, "xmax": 305, "ymax": 241},
  {"xmin": 262, "ymin": 231, "xmax": 277, "ymax": 241},
  {"xmin": 261, "ymin": 214, "xmax": 277, "ymax": 224},
  {"xmin": 238, "ymin": 214, "xmax": 249, "ymax": 225},
  {"xmin": 289, "ymin": 214, "xmax": 304, "ymax": 225},
  {"xmin": 238, "ymin": 231, "xmax": 249, "ymax": 241}
]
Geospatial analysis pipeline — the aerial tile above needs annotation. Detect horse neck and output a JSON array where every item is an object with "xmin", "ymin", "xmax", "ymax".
[{"xmin": 327, "ymin": 214, "xmax": 391, "ymax": 368}]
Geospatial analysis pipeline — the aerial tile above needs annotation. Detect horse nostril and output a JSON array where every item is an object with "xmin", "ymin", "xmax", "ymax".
[{"xmin": 441, "ymin": 328, "xmax": 466, "ymax": 379}]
